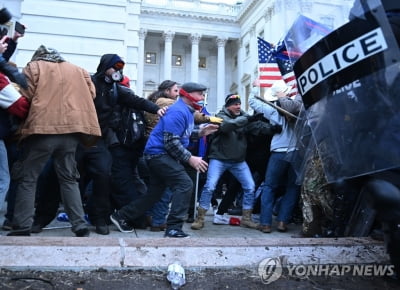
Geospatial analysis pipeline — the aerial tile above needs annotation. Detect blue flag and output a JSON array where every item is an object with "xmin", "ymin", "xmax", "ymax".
[{"xmin": 284, "ymin": 15, "xmax": 332, "ymax": 61}]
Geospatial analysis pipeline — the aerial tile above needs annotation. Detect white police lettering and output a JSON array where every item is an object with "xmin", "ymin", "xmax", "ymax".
[
  {"xmin": 298, "ymin": 27, "xmax": 387, "ymax": 95},
  {"xmin": 332, "ymin": 80, "xmax": 361, "ymax": 95}
]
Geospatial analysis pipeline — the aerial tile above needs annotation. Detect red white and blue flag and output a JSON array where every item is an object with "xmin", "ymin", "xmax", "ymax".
[
  {"xmin": 257, "ymin": 37, "xmax": 282, "ymax": 88},
  {"xmin": 274, "ymin": 41, "xmax": 297, "ymax": 97}
]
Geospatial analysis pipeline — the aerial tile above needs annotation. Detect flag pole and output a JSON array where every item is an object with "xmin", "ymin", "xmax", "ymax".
[{"xmin": 255, "ymin": 96, "xmax": 300, "ymax": 120}]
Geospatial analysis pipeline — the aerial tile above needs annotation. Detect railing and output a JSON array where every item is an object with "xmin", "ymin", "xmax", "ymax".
[{"xmin": 141, "ymin": 0, "xmax": 244, "ymax": 16}]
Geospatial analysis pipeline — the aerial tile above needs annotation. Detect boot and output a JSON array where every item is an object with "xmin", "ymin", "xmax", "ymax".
[
  {"xmin": 191, "ymin": 207, "xmax": 207, "ymax": 230},
  {"xmin": 240, "ymin": 209, "xmax": 258, "ymax": 229}
]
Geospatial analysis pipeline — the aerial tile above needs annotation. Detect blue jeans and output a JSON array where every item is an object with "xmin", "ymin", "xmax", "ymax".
[
  {"xmin": 149, "ymin": 188, "xmax": 172, "ymax": 226},
  {"xmin": 260, "ymin": 152, "xmax": 300, "ymax": 226},
  {"xmin": 0, "ymin": 140, "xmax": 10, "ymax": 210},
  {"xmin": 199, "ymin": 159, "xmax": 255, "ymax": 210}
]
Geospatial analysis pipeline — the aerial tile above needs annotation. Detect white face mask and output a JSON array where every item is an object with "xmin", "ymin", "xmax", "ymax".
[
  {"xmin": 196, "ymin": 100, "xmax": 205, "ymax": 108},
  {"xmin": 111, "ymin": 71, "xmax": 123, "ymax": 82},
  {"xmin": 105, "ymin": 71, "xmax": 123, "ymax": 83}
]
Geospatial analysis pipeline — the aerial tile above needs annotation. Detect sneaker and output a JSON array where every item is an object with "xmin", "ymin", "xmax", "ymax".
[
  {"xmin": 2, "ymin": 219, "xmax": 12, "ymax": 231},
  {"xmin": 213, "ymin": 214, "xmax": 230, "ymax": 225},
  {"xmin": 110, "ymin": 212, "xmax": 134, "ymax": 233},
  {"xmin": 7, "ymin": 228, "xmax": 31, "ymax": 236},
  {"xmin": 31, "ymin": 223, "xmax": 44, "ymax": 234},
  {"xmin": 95, "ymin": 223, "xmax": 110, "ymax": 235},
  {"xmin": 164, "ymin": 228, "xmax": 189, "ymax": 238},
  {"xmin": 75, "ymin": 228, "xmax": 90, "ymax": 237}
]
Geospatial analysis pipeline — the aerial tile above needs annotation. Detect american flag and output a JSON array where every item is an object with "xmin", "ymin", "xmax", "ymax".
[
  {"xmin": 257, "ymin": 37, "xmax": 282, "ymax": 88},
  {"xmin": 275, "ymin": 41, "xmax": 297, "ymax": 97}
]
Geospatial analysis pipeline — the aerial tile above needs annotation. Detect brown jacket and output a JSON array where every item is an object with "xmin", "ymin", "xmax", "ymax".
[
  {"xmin": 144, "ymin": 97, "xmax": 174, "ymax": 139},
  {"xmin": 20, "ymin": 60, "xmax": 101, "ymax": 140}
]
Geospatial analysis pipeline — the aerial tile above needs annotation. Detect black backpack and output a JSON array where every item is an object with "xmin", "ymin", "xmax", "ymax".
[{"xmin": 116, "ymin": 106, "xmax": 146, "ymax": 148}]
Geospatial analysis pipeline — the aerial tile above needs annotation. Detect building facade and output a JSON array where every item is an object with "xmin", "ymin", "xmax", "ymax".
[{"xmin": 2, "ymin": 0, "xmax": 352, "ymax": 113}]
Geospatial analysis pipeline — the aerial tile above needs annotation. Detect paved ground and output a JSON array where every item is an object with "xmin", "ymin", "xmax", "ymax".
[
  {"xmin": 0, "ymin": 205, "xmax": 397, "ymax": 289},
  {"xmin": 0, "ymin": 205, "xmax": 302, "ymax": 239}
]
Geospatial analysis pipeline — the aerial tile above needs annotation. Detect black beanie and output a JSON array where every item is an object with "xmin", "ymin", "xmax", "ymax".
[{"xmin": 225, "ymin": 94, "xmax": 241, "ymax": 107}]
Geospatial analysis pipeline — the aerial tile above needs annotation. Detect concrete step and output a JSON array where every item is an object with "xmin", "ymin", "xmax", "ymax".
[{"xmin": 0, "ymin": 236, "xmax": 388, "ymax": 270}]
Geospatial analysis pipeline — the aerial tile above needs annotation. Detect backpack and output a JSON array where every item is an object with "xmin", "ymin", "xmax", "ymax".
[{"xmin": 116, "ymin": 107, "xmax": 147, "ymax": 148}]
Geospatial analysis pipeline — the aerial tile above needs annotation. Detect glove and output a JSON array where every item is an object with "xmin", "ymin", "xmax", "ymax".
[
  {"xmin": 0, "ymin": 58, "xmax": 28, "ymax": 89},
  {"xmin": 271, "ymin": 124, "xmax": 282, "ymax": 134},
  {"xmin": 247, "ymin": 112, "xmax": 264, "ymax": 122},
  {"xmin": 7, "ymin": 96, "xmax": 30, "ymax": 119},
  {"xmin": 208, "ymin": 116, "xmax": 223, "ymax": 124}
]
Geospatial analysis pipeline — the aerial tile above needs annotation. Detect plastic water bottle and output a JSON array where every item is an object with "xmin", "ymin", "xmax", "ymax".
[{"xmin": 166, "ymin": 262, "xmax": 186, "ymax": 289}]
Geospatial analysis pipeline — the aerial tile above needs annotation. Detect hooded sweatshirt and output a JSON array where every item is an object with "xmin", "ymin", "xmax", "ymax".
[{"xmin": 91, "ymin": 54, "xmax": 160, "ymax": 145}]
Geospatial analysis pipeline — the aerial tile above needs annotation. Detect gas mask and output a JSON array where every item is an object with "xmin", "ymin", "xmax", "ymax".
[
  {"xmin": 111, "ymin": 71, "xmax": 123, "ymax": 82},
  {"xmin": 105, "ymin": 70, "xmax": 123, "ymax": 83}
]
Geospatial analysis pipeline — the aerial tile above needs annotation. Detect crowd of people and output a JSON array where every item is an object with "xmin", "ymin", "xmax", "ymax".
[
  {"xmin": 0, "ymin": 18, "xmax": 306, "ymax": 237},
  {"xmin": 0, "ymin": 2, "xmax": 398, "ymax": 244}
]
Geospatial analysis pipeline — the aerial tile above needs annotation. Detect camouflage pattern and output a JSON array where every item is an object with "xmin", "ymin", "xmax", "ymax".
[{"xmin": 301, "ymin": 147, "xmax": 335, "ymax": 236}]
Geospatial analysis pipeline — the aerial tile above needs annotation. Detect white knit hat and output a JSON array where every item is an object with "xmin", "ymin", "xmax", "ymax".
[{"xmin": 263, "ymin": 80, "xmax": 290, "ymax": 102}]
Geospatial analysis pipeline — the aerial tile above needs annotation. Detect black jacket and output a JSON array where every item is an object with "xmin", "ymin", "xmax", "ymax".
[{"xmin": 92, "ymin": 54, "xmax": 159, "ymax": 146}]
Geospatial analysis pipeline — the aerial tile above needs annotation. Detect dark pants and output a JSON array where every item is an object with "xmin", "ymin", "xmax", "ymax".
[
  {"xmin": 4, "ymin": 140, "xmax": 20, "ymax": 222},
  {"xmin": 12, "ymin": 134, "xmax": 87, "ymax": 233},
  {"xmin": 75, "ymin": 140, "xmax": 113, "ymax": 225},
  {"xmin": 119, "ymin": 154, "xmax": 193, "ymax": 231},
  {"xmin": 109, "ymin": 145, "xmax": 144, "ymax": 208},
  {"xmin": 33, "ymin": 158, "xmax": 61, "ymax": 227}
]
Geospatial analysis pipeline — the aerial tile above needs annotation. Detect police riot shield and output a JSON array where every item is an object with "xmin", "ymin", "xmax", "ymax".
[
  {"xmin": 283, "ymin": 15, "xmax": 334, "ymax": 184},
  {"xmin": 293, "ymin": 0, "xmax": 400, "ymax": 183}
]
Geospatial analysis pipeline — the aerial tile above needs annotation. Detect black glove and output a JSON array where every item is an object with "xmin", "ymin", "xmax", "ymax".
[
  {"xmin": 271, "ymin": 124, "xmax": 282, "ymax": 134},
  {"xmin": 247, "ymin": 113, "xmax": 264, "ymax": 122},
  {"xmin": 0, "ymin": 58, "xmax": 28, "ymax": 89}
]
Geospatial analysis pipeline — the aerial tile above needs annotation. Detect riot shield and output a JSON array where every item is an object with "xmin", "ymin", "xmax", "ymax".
[
  {"xmin": 293, "ymin": 0, "xmax": 400, "ymax": 183},
  {"xmin": 284, "ymin": 15, "xmax": 333, "ymax": 184}
]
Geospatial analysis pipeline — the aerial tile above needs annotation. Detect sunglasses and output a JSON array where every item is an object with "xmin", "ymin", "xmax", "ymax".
[{"xmin": 113, "ymin": 61, "xmax": 125, "ymax": 70}]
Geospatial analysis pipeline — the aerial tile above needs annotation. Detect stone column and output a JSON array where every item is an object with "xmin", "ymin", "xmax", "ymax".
[
  {"xmin": 237, "ymin": 38, "xmax": 244, "ymax": 96},
  {"xmin": 189, "ymin": 33, "xmax": 201, "ymax": 82},
  {"xmin": 216, "ymin": 37, "xmax": 227, "ymax": 110},
  {"xmin": 249, "ymin": 25, "xmax": 257, "ymax": 68},
  {"xmin": 137, "ymin": 28, "xmax": 147, "ymax": 97},
  {"xmin": 163, "ymin": 31, "xmax": 175, "ymax": 80}
]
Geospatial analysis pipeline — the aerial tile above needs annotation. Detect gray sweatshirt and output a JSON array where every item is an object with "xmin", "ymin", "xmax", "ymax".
[{"xmin": 248, "ymin": 87, "xmax": 302, "ymax": 152}]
